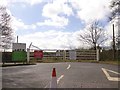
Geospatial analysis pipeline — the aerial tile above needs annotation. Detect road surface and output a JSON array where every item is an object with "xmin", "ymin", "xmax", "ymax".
[{"xmin": 2, "ymin": 62, "xmax": 119, "ymax": 89}]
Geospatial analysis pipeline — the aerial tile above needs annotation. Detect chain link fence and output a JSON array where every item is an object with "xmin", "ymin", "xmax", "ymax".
[{"xmin": 100, "ymin": 50, "xmax": 120, "ymax": 61}]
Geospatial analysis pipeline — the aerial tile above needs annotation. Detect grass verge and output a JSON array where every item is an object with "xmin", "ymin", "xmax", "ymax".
[
  {"xmin": 98, "ymin": 60, "xmax": 120, "ymax": 65},
  {"xmin": 1, "ymin": 59, "xmax": 119, "ymax": 66},
  {"xmin": 38, "ymin": 59, "xmax": 120, "ymax": 65}
]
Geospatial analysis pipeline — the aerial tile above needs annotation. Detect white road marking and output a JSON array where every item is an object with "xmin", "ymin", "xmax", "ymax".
[
  {"xmin": 105, "ymin": 69, "xmax": 120, "ymax": 75},
  {"xmin": 45, "ymin": 75, "xmax": 64, "ymax": 88},
  {"xmin": 67, "ymin": 64, "xmax": 71, "ymax": 69},
  {"xmin": 102, "ymin": 68, "xmax": 111, "ymax": 80},
  {"xmin": 57, "ymin": 75, "xmax": 64, "ymax": 84},
  {"xmin": 102, "ymin": 68, "xmax": 120, "ymax": 81},
  {"xmin": 44, "ymin": 83, "xmax": 49, "ymax": 88}
]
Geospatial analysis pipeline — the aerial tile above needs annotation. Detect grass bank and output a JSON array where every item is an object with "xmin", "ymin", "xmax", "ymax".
[{"xmin": 38, "ymin": 59, "xmax": 120, "ymax": 65}]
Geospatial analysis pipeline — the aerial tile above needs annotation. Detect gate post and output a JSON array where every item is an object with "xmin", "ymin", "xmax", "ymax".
[
  {"xmin": 96, "ymin": 47, "xmax": 100, "ymax": 61},
  {"xmin": 27, "ymin": 48, "xmax": 30, "ymax": 63},
  {"xmin": 63, "ymin": 50, "xmax": 66, "ymax": 60}
]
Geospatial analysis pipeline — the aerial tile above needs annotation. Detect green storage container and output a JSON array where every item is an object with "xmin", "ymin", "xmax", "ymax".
[{"xmin": 12, "ymin": 51, "xmax": 27, "ymax": 62}]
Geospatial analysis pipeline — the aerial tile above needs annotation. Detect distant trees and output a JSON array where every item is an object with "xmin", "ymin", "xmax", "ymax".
[
  {"xmin": 78, "ymin": 21, "xmax": 107, "ymax": 50},
  {"xmin": 0, "ymin": 6, "xmax": 13, "ymax": 50}
]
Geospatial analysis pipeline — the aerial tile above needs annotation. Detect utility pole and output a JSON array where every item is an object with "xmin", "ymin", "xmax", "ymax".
[
  {"xmin": 113, "ymin": 24, "xmax": 115, "ymax": 60},
  {"xmin": 17, "ymin": 36, "xmax": 18, "ymax": 43}
]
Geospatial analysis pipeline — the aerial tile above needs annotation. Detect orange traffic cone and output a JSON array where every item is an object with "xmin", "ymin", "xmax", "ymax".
[{"xmin": 50, "ymin": 68, "xmax": 57, "ymax": 88}]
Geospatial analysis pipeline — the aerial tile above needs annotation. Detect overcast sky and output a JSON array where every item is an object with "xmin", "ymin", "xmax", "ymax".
[{"xmin": 0, "ymin": 0, "xmax": 117, "ymax": 50}]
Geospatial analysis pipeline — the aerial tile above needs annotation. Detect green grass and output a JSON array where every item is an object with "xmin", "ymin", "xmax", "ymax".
[{"xmin": 99, "ymin": 60, "xmax": 120, "ymax": 65}]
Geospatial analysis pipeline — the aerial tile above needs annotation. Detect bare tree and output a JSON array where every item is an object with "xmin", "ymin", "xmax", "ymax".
[
  {"xmin": 0, "ymin": 6, "xmax": 13, "ymax": 50},
  {"xmin": 109, "ymin": 0, "xmax": 120, "ymax": 50},
  {"xmin": 78, "ymin": 21, "xmax": 108, "ymax": 50},
  {"xmin": 109, "ymin": 0, "xmax": 120, "ymax": 21}
]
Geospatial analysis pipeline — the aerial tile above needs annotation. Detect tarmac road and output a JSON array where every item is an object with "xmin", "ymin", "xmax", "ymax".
[{"xmin": 2, "ymin": 62, "xmax": 119, "ymax": 89}]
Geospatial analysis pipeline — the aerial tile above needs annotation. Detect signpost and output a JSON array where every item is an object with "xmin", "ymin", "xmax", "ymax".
[{"xmin": 12, "ymin": 43, "xmax": 27, "ymax": 63}]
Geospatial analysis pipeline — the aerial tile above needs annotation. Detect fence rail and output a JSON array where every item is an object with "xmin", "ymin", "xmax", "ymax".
[{"xmin": 2, "ymin": 49, "xmax": 119, "ymax": 63}]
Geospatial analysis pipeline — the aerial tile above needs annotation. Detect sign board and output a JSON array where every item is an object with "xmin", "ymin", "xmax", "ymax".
[
  {"xmin": 34, "ymin": 50, "xmax": 43, "ymax": 58},
  {"xmin": 69, "ymin": 50, "xmax": 76, "ymax": 60},
  {"xmin": 56, "ymin": 50, "xmax": 61, "ymax": 56},
  {"xmin": 12, "ymin": 51, "xmax": 27, "ymax": 62},
  {"xmin": 12, "ymin": 43, "xmax": 26, "ymax": 51}
]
